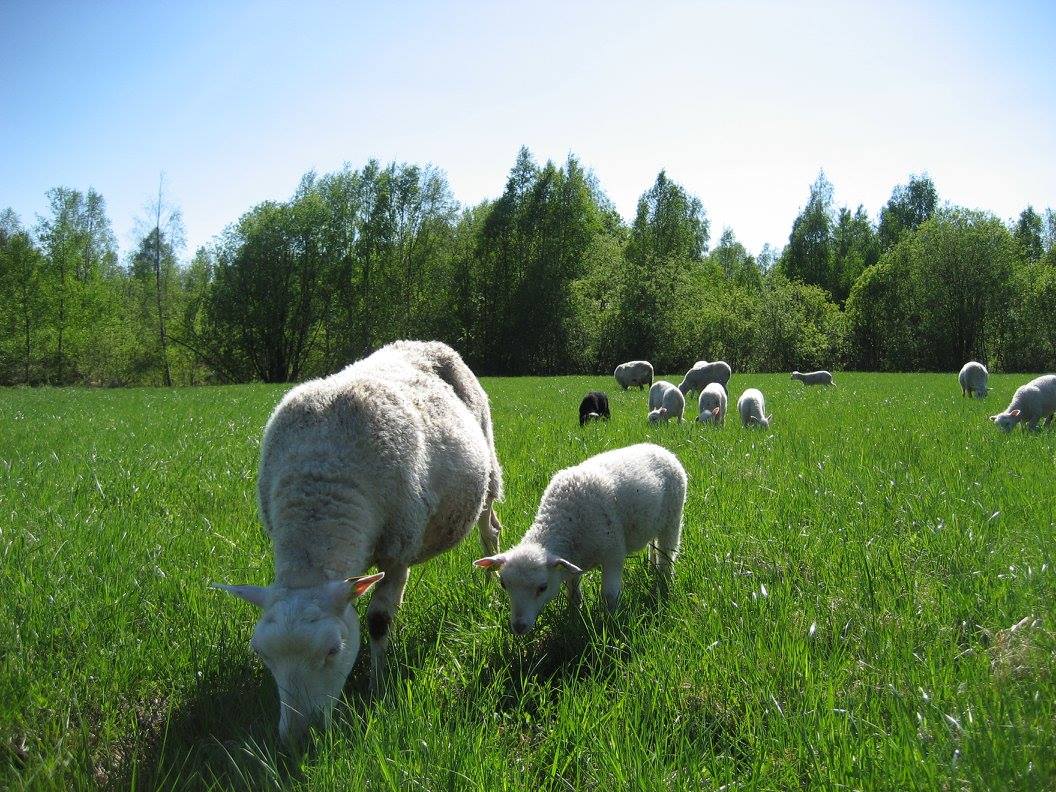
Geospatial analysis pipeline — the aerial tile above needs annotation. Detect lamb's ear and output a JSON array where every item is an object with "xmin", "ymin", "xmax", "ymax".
[
  {"xmin": 324, "ymin": 572, "xmax": 385, "ymax": 611},
  {"xmin": 990, "ymin": 414, "xmax": 1000, "ymax": 422},
  {"xmin": 712, "ymin": 407, "xmax": 720, "ymax": 416},
  {"xmin": 212, "ymin": 583, "xmax": 271, "ymax": 608},
  {"xmin": 1010, "ymin": 409, "xmax": 1021, "ymax": 417},
  {"xmin": 551, "ymin": 557, "xmax": 584, "ymax": 575},
  {"xmin": 347, "ymin": 571, "xmax": 385, "ymax": 598},
  {"xmin": 473, "ymin": 555, "xmax": 506, "ymax": 570}
]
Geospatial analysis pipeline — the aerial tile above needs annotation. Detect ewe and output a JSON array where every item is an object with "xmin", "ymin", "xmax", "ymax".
[
  {"xmin": 215, "ymin": 341, "xmax": 503, "ymax": 744},
  {"xmin": 958, "ymin": 361, "xmax": 989, "ymax": 398},
  {"xmin": 737, "ymin": 388, "xmax": 771, "ymax": 428},
  {"xmin": 678, "ymin": 360, "xmax": 732, "ymax": 396},
  {"xmin": 991, "ymin": 374, "xmax": 1056, "ymax": 431},
  {"xmin": 475, "ymin": 443, "xmax": 686, "ymax": 633},
  {"xmin": 614, "ymin": 360, "xmax": 654, "ymax": 390}
]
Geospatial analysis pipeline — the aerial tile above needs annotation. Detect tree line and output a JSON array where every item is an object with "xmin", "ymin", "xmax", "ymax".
[{"xmin": 2, "ymin": 147, "xmax": 1054, "ymax": 386}]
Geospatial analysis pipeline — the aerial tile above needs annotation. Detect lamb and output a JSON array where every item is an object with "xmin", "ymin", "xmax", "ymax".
[
  {"xmin": 215, "ymin": 340, "xmax": 504, "ymax": 744},
  {"xmin": 737, "ymin": 387, "xmax": 771, "ymax": 428},
  {"xmin": 678, "ymin": 360, "xmax": 732, "ymax": 396},
  {"xmin": 614, "ymin": 360, "xmax": 654, "ymax": 390},
  {"xmin": 958, "ymin": 361, "xmax": 989, "ymax": 398},
  {"xmin": 696, "ymin": 382, "xmax": 727, "ymax": 424},
  {"xmin": 648, "ymin": 385, "xmax": 686, "ymax": 423},
  {"xmin": 648, "ymin": 380, "xmax": 677, "ymax": 411},
  {"xmin": 990, "ymin": 374, "xmax": 1056, "ymax": 431},
  {"xmin": 791, "ymin": 370, "xmax": 834, "ymax": 386},
  {"xmin": 474, "ymin": 443, "xmax": 687, "ymax": 633},
  {"xmin": 579, "ymin": 391, "xmax": 611, "ymax": 426}
]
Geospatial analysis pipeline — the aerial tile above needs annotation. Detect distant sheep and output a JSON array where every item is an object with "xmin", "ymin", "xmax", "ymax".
[
  {"xmin": 579, "ymin": 391, "xmax": 611, "ymax": 426},
  {"xmin": 648, "ymin": 380, "xmax": 677, "ymax": 411},
  {"xmin": 991, "ymin": 374, "xmax": 1056, "ymax": 431},
  {"xmin": 737, "ymin": 387, "xmax": 771, "ymax": 428},
  {"xmin": 614, "ymin": 360, "xmax": 654, "ymax": 390},
  {"xmin": 474, "ymin": 443, "xmax": 687, "ymax": 633},
  {"xmin": 215, "ymin": 340, "xmax": 503, "ymax": 744},
  {"xmin": 791, "ymin": 370, "xmax": 834, "ymax": 386},
  {"xmin": 696, "ymin": 382, "xmax": 727, "ymax": 425},
  {"xmin": 648, "ymin": 385, "xmax": 686, "ymax": 423},
  {"xmin": 958, "ymin": 362, "xmax": 989, "ymax": 398},
  {"xmin": 678, "ymin": 361, "xmax": 732, "ymax": 396}
]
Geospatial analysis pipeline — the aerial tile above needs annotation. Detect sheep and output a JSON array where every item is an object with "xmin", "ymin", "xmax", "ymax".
[
  {"xmin": 614, "ymin": 360, "xmax": 654, "ymax": 390},
  {"xmin": 648, "ymin": 380, "xmax": 677, "ymax": 411},
  {"xmin": 696, "ymin": 382, "xmax": 727, "ymax": 424},
  {"xmin": 215, "ymin": 340, "xmax": 504, "ymax": 744},
  {"xmin": 474, "ymin": 443, "xmax": 687, "ymax": 633},
  {"xmin": 648, "ymin": 385, "xmax": 686, "ymax": 423},
  {"xmin": 958, "ymin": 361, "xmax": 989, "ymax": 398},
  {"xmin": 791, "ymin": 370, "xmax": 834, "ymax": 386},
  {"xmin": 990, "ymin": 374, "xmax": 1056, "ymax": 431},
  {"xmin": 737, "ymin": 387, "xmax": 771, "ymax": 428},
  {"xmin": 678, "ymin": 360, "xmax": 732, "ymax": 396},
  {"xmin": 579, "ymin": 391, "xmax": 611, "ymax": 426}
]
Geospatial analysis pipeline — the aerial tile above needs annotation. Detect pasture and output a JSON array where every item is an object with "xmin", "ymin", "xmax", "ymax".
[{"xmin": 1, "ymin": 373, "xmax": 1054, "ymax": 790}]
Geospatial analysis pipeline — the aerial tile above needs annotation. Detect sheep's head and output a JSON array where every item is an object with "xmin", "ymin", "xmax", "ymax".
[
  {"xmin": 990, "ymin": 409, "xmax": 1020, "ymax": 432},
  {"xmin": 474, "ymin": 548, "xmax": 582, "ymax": 634},
  {"xmin": 791, "ymin": 371, "xmax": 800, "ymax": 379},
  {"xmin": 648, "ymin": 407, "xmax": 668, "ymax": 424},
  {"xmin": 697, "ymin": 406, "xmax": 720, "ymax": 424},
  {"xmin": 214, "ymin": 572, "xmax": 383, "ymax": 745}
]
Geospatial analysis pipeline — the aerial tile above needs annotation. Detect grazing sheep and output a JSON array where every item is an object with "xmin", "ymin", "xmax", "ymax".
[
  {"xmin": 737, "ymin": 387, "xmax": 771, "ymax": 428},
  {"xmin": 474, "ymin": 443, "xmax": 687, "ymax": 633},
  {"xmin": 614, "ymin": 360, "xmax": 654, "ymax": 390},
  {"xmin": 648, "ymin": 385, "xmax": 686, "ymax": 423},
  {"xmin": 958, "ymin": 362, "xmax": 989, "ymax": 398},
  {"xmin": 678, "ymin": 360, "xmax": 732, "ymax": 396},
  {"xmin": 648, "ymin": 380, "xmax": 677, "ymax": 411},
  {"xmin": 579, "ymin": 391, "xmax": 611, "ymax": 426},
  {"xmin": 696, "ymin": 382, "xmax": 727, "ymax": 424},
  {"xmin": 215, "ymin": 340, "xmax": 503, "ymax": 744},
  {"xmin": 990, "ymin": 374, "xmax": 1056, "ymax": 431},
  {"xmin": 791, "ymin": 370, "xmax": 834, "ymax": 386}
]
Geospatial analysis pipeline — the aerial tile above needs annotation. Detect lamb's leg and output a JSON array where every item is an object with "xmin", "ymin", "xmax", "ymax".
[
  {"xmin": 566, "ymin": 574, "xmax": 582, "ymax": 609},
  {"xmin": 601, "ymin": 563, "xmax": 623, "ymax": 611},
  {"xmin": 477, "ymin": 498, "xmax": 501, "ymax": 555},
  {"xmin": 1045, "ymin": 413, "xmax": 1054, "ymax": 427},
  {"xmin": 366, "ymin": 565, "xmax": 410, "ymax": 696},
  {"xmin": 654, "ymin": 518, "xmax": 682, "ymax": 579}
]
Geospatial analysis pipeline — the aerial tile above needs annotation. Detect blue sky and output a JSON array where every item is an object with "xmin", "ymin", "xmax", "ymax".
[{"xmin": 2, "ymin": 0, "xmax": 1054, "ymax": 258}]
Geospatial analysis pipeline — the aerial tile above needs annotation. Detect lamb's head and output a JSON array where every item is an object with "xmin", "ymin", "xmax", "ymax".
[
  {"xmin": 648, "ymin": 407, "xmax": 668, "ymax": 424},
  {"xmin": 697, "ymin": 406, "xmax": 720, "ymax": 424},
  {"xmin": 990, "ymin": 408, "xmax": 1021, "ymax": 432},
  {"xmin": 760, "ymin": 413, "xmax": 772, "ymax": 428},
  {"xmin": 215, "ymin": 572, "xmax": 383, "ymax": 744},
  {"xmin": 474, "ymin": 546, "xmax": 582, "ymax": 635},
  {"xmin": 790, "ymin": 371, "xmax": 800, "ymax": 380}
]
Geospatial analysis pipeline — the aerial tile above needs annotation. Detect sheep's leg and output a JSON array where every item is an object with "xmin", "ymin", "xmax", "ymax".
[
  {"xmin": 366, "ymin": 565, "xmax": 410, "ymax": 696},
  {"xmin": 566, "ymin": 575, "xmax": 582, "ymax": 609},
  {"xmin": 1045, "ymin": 413, "xmax": 1054, "ymax": 427},
  {"xmin": 654, "ymin": 519, "xmax": 682, "ymax": 579},
  {"xmin": 477, "ymin": 498, "xmax": 501, "ymax": 555},
  {"xmin": 601, "ymin": 563, "xmax": 623, "ymax": 611}
]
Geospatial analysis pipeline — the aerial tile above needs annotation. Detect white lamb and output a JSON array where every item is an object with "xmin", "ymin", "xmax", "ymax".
[
  {"xmin": 648, "ymin": 385, "xmax": 685, "ymax": 423},
  {"xmin": 958, "ymin": 361, "xmax": 989, "ymax": 398},
  {"xmin": 990, "ymin": 374, "xmax": 1056, "ymax": 431},
  {"xmin": 696, "ymin": 382, "xmax": 727, "ymax": 424},
  {"xmin": 474, "ymin": 443, "xmax": 687, "ymax": 633},
  {"xmin": 678, "ymin": 360, "xmax": 732, "ymax": 396},
  {"xmin": 614, "ymin": 360, "xmax": 654, "ymax": 390},
  {"xmin": 737, "ymin": 387, "xmax": 771, "ymax": 428},
  {"xmin": 648, "ymin": 380, "xmax": 677, "ymax": 411},
  {"xmin": 791, "ymin": 370, "xmax": 834, "ymax": 386},
  {"xmin": 215, "ymin": 340, "xmax": 503, "ymax": 744}
]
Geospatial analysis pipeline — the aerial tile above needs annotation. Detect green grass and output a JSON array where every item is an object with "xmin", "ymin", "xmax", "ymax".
[{"xmin": 1, "ymin": 374, "xmax": 1054, "ymax": 790}]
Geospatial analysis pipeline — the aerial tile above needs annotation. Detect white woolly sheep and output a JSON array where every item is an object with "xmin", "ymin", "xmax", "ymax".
[
  {"xmin": 791, "ymin": 370, "xmax": 834, "ymax": 386},
  {"xmin": 737, "ymin": 387, "xmax": 771, "ymax": 428},
  {"xmin": 678, "ymin": 360, "xmax": 732, "ymax": 396},
  {"xmin": 648, "ymin": 380, "xmax": 677, "ymax": 411},
  {"xmin": 958, "ymin": 362, "xmax": 989, "ymax": 398},
  {"xmin": 696, "ymin": 382, "xmax": 727, "ymax": 424},
  {"xmin": 474, "ymin": 443, "xmax": 687, "ymax": 633},
  {"xmin": 990, "ymin": 374, "xmax": 1056, "ymax": 431},
  {"xmin": 215, "ymin": 340, "xmax": 503, "ymax": 744},
  {"xmin": 648, "ymin": 385, "xmax": 686, "ymax": 423},
  {"xmin": 614, "ymin": 360, "xmax": 654, "ymax": 390}
]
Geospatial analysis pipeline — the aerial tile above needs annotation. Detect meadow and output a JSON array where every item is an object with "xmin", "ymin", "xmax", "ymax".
[{"xmin": 0, "ymin": 373, "xmax": 1053, "ymax": 790}]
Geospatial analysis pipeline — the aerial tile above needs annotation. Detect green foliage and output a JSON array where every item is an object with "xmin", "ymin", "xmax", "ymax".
[
  {"xmin": 1, "ymin": 376, "xmax": 1054, "ymax": 789},
  {"xmin": 1012, "ymin": 205, "xmax": 1044, "ymax": 263},
  {"xmin": 878, "ymin": 173, "xmax": 938, "ymax": 248}
]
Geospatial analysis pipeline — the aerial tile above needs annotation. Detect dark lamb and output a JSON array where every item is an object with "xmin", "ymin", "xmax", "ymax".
[{"xmin": 578, "ymin": 392, "xmax": 611, "ymax": 426}]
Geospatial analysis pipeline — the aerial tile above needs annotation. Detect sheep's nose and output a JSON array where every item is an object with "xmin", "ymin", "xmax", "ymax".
[{"xmin": 512, "ymin": 620, "xmax": 531, "ymax": 635}]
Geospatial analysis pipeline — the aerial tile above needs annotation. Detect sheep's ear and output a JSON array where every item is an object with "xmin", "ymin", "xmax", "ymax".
[
  {"xmin": 323, "ymin": 572, "xmax": 385, "ymax": 611},
  {"xmin": 212, "ymin": 583, "xmax": 271, "ymax": 608},
  {"xmin": 989, "ymin": 414, "xmax": 999, "ymax": 422},
  {"xmin": 551, "ymin": 557, "xmax": 583, "ymax": 575},
  {"xmin": 1010, "ymin": 409, "xmax": 1021, "ymax": 417},
  {"xmin": 712, "ymin": 407, "xmax": 720, "ymax": 416},
  {"xmin": 474, "ymin": 555, "xmax": 506, "ymax": 570},
  {"xmin": 347, "ymin": 572, "xmax": 385, "ymax": 598}
]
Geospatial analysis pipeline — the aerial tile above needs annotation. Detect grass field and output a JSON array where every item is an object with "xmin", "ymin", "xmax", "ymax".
[{"xmin": 1, "ymin": 373, "xmax": 1054, "ymax": 790}]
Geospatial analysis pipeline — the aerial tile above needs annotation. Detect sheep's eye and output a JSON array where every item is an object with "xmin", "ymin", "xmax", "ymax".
[
  {"xmin": 537, "ymin": 584, "xmax": 547, "ymax": 595},
  {"xmin": 327, "ymin": 646, "xmax": 340, "ymax": 658}
]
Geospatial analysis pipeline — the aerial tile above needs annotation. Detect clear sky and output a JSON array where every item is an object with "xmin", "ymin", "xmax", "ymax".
[{"xmin": 2, "ymin": 0, "xmax": 1055, "ymax": 259}]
